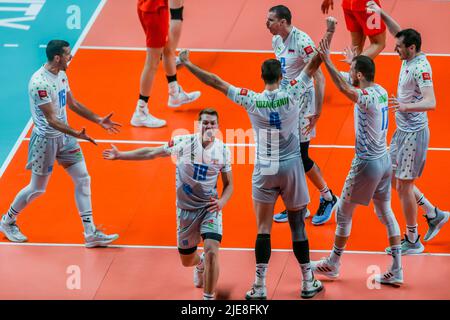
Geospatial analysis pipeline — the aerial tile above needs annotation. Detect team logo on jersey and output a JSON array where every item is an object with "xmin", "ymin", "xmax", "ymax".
[
  {"xmin": 288, "ymin": 49, "xmax": 295, "ymax": 54},
  {"xmin": 304, "ymin": 46, "xmax": 313, "ymax": 55},
  {"xmin": 290, "ymin": 79, "xmax": 298, "ymax": 86},
  {"xmin": 422, "ymin": 72, "xmax": 431, "ymax": 80},
  {"xmin": 239, "ymin": 88, "xmax": 248, "ymax": 96},
  {"xmin": 38, "ymin": 90, "xmax": 48, "ymax": 99},
  {"xmin": 361, "ymin": 89, "xmax": 369, "ymax": 95},
  {"xmin": 168, "ymin": 139, "xmax": 174, "ymax": 148}
]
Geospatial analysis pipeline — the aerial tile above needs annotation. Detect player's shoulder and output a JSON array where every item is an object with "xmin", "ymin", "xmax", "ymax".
[
  {"xmin": 29, "ymin": 67, "xmax": 49, "ymax": 87},
  {"xmin": 413, "ymin": 54, "xmax": 432, "ymax": 71},
  {"xmin": 272, "ymin": 35, "xmax": 282, "ymax": 47},
  {"xmin": 292, "ymin": 27, "xmax": 313, "ymax": 43}
]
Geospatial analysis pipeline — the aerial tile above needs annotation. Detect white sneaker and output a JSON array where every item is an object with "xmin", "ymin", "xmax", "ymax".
[
  {"xmin": 245, "ymin": 284, "xmax": 267, "ymax": 300},
  {"xmin": 374, "ymin": 268, "xmax": 403, "ymax": 286},
  {"xmin": 301, "ymin": 278, "xmax": 324, "ymax": 299},
  {"xmin": 168, "ymin": 85, "xmax": 201, "ymax": 108},
  {"xmin": 311, "ymin": 257, "xmax": 340, "ymax": 279},
  {"xmin": 84, "ymin": 229, "xmax": 119, "ymax": 248},
  {"xmin": 175, "ymin": 56, "xmax": 183, "ymax": 69},
  {"xmin": 130, "ymin": 104, "xmax": 166, "ymax": 128},
  {"xmin": 194, "ymin": 252, "xmax": 205, "ymax": 288},
  {"xmin": 0, "ymin": 216, "xmax": 27, "ymax": 242}
]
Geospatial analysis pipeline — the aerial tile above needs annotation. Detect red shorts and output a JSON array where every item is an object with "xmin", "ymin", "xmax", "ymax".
[
  {"xmin": 343, "ymin": 8, "xmax": 386, "ymax": 36},
  {"xmin": 137, "ymin": 6, "xmax": 169, "ymax": 48}
]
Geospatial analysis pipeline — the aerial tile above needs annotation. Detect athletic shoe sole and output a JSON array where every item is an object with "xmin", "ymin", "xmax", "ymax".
[
  {"xmin": 168, "ymin": 91, "xmax": 201, "ymax": 108},
  {"xmin": 245, "ymin": 295, "xmax": 267, "ymax": 300},
  {"xmin": 301, "ymin": 284, "xmax": 324, "ymax": 299},
  {"xmin": 85, "ymin": 235, "xmax": 119, "ymax": 248},
  {"xmin": 130, "ymin": 119, "xmax": 166, "ymax": 128}
]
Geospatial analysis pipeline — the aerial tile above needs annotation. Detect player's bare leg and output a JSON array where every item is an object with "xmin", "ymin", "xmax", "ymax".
[
  {"xmin": 162, "ymin": 0, "xmax": 200, "ymax": 108},
  {"xmin": 203, "ymin": 239, "xmax": 220, "ymax": 300},
  {"xmin": 132, "ymin": 47, "xmax": 167, "ymax": 128},
  {"xmin": 362, "ymin": 32, "xmax": 386, "ymax": 59}
]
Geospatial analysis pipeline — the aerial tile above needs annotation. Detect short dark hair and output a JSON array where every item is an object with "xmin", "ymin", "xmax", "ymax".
[
  {"xmin": 395, "ymin": 28, "xmax": 421, "ymax": 52},
  {"xmin": 198, "ymin": 108, "xmax": 219, "ymax": 122},
  {"xmin": 352, "ymin": 55, "xmax": 375, "ymax": 82},
  {"xmin": 46, "ymin": 40, "xmax": 70, "ymax": 61},
  {"xmin": 261, "ymin": 59, "xmax": 282, "ymax": 84},
  {"xmin": 269, "ymin": 5, "xmax": 292, "ymax": 24}
]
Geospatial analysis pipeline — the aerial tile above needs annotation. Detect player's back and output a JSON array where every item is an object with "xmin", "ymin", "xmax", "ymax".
[
  {"xmin": 354, "ymin": 84, "xmax": 389, "ymax": 160},
  {"xmin": 228, "ymin": 87, "xmax": 303, "ymax": 163}
]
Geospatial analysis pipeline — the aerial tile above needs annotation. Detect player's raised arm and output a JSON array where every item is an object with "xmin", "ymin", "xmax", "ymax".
[
  {"xmin": 319, "ymin": 38, "xmax": 359, "ymax": 103},
  {"xmin": 103, "ymin": 144, "xmax": 169, "ymax": 161},
  {"xmin": 366, "ymin": 0, "xmax": 401, "ymax": 37},
  {"xmin": 303, "ymin": 16, "xmax": 337, "ymax": 78},
  {"xmin": 67, "ymin": 91, "xmax": 122, "ymax": 134},
  {"xmin": 178, "ymin": 50, "xmax": 232, "ymax": 95},
  {"xmin": 39, "ymin": 102, "xmax": 97, "ymax": 145}
]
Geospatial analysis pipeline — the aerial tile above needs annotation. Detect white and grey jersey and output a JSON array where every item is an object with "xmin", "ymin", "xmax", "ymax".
[
  {"xmin": 396, "ymin": 53, "xmax": 433, "ymax": 132},
  {"xmin": 272, "ymin": 26, "xmax": 316, "ymax": 89},
  {"xmin": 28, "ymin": 66, "xmax": 70, "ymax": 138},
  {"xmin": 354, "ymin": 85, "xmax": 389, "ymax": 160},
  {"xmin": 164, "ymin": 134, "xmax": 232, "ymax": 211},
  {"xmin": 227, "ymin": 72, "xmax": 312, "ymax": 162}
]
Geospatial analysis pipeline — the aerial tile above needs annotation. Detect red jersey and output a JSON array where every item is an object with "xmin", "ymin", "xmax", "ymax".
[
  {"xmin": 342, "ymin": 0, "xmax": 381, "ymax": 11},
  {"xmin": 138, "ymin": 0, "xmax": 168, "ymax": 12}
]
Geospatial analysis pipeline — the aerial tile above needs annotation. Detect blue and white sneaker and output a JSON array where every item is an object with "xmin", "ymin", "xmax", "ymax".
[
  {"xmin": 312, "ymin": 194, "xmax": 339, "ymax": 226},
  {"xmin": 273, "ymin": 208, "xmax": 310, "ymax": 223}
]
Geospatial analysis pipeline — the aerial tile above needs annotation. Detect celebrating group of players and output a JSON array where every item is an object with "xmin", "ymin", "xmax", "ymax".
[{"xmin": 1, "ymin": 0, "xmax": 448, "ymax": 300}]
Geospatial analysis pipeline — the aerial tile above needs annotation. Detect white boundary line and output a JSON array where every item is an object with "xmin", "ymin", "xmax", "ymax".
[
  {"xmin": 18, "ymin": 137, "xmax": 450, "ymax": 151},
  {"xmin": 0, "ymin": 0, "xmax": 107, "ymax": 179},
  {"xmin": 79, "ymin": 45, "xmax": 450, "ymax": 57},
  {"xmin": 0, "ymin": 241, "xmax": 449, "ymax": 257}
]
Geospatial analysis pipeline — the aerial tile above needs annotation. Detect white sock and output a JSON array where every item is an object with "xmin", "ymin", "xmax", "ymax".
[
  {"xmin": 390, "ymin": 245, "xmax": 402, "ymax": 271},
  {"xmin": 3, "ymin": 206, "xmax": 19, "ymax": 224},
  {"xmin": 300, "ymin": 263, "xmax": 313, "ymax": 281},
  {"xmin": 417, "ymin": 194, "xmax": 436, "ymax": 218},
  {"xmin": 255, "ymin": 263, "xmax": 268, "ymax": 287},
  {"xmin": 203, "ymin": 292, "xmax": 215, "ymax": 300},
  {"xmin": 329, "ymin": 245, "xmax": 344, "ymax": 265},
  {"xmin": 320, "ymin": 186, "xmax": 333, "ymax": 201},
  {"xmin": 406, "ymin": 224, "xmax": 418, "ymax": 242}
]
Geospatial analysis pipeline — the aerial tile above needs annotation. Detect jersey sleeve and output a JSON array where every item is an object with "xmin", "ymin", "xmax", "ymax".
[
  {"xmin": 164, "ymin": 134, "xmax": 190, "ymax": 157},
  {"xmin": 413, "ymin": 60, "xmax": 433, "ymax": 88},
  {"xmin": 297, "ymin": 32, "xmax": 316, "ymax": 64},
  {"xmin": 221, "ymin": 145, "xmax": 232, "ymax": 173},
  {"xmin": 286, "ymin": 71, "xmax": 312, "ymax": 101},
  {"xmin": 227, "ymin": 85, "xmax": 257, "ymax": 110},
  {"xmin": 356, "ymin": 88, "xmax": 376, "ymax": 110},
  {"xmin": 30, "ymin": 80, "xmax": 52, "ymax": 107}
]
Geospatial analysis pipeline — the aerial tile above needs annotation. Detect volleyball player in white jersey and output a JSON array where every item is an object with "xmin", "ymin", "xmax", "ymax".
[
  {"xmin": 268, "ymin": 5, "xmax": 339, "ymax": 225},
  {"xmin": 103, "ymin": 108, "xmax": 233, "ymax": 300},
  {"xmin": 0, "ymin": 40, "xmax": 121, "ymax": 247},
  {"xmin": 367, "ymin": 1, "xmax": 449, "ymax": 253},
  {"xmin": 178, "ymin": 17, "xmax": 337, "ymax": 299},
  {"xmin": 311, "ymin": 39, "xmax": 403, "ymax": 285}
]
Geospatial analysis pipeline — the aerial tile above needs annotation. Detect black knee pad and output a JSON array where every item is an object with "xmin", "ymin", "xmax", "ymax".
[
  {"xmin": 178, "ymin": 246, "xmax": 197, "ymax": 255},
  {"xmin": 300, "ymin": 141, "xmax": 314, "ymax": 172},
  {"xmin": 170, "ymin": 6, "xmax": 184, "ymax": 20},
  {"xmin": 201, "ymin": 232, "xmax": 222, "ymax": 243}
]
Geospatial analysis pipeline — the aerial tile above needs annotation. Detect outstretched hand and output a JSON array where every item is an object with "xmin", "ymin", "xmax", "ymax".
[
  {"xmin": 326, "ymin": 16, "xmax": 338, "ymax": 32},
  {"xmin": 99, "ymin": 112, "xmax": 122, "ymax": 134},
  {"xmin": 103, "ymin": 144, "xmax": 120, "ymax": 160},
  {"xmin": 77, "ymin": 128, "xmax": 97, "ymax": 145},
  {"xmin": 178, "ymin": 49, "xmax": 190, "ymax": 64},
  {"xmin": 366, "ymin": 0, "xmax": 382, "ymax": 14},
  {"xmin": 340, "ymin": 46, "xmax": 358, "ymax": 65}
]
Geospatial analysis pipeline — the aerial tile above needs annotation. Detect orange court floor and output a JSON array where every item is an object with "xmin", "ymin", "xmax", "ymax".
[{"xmin": 0, "ymin": 0, "xmax": 449, "ymax": 300}]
